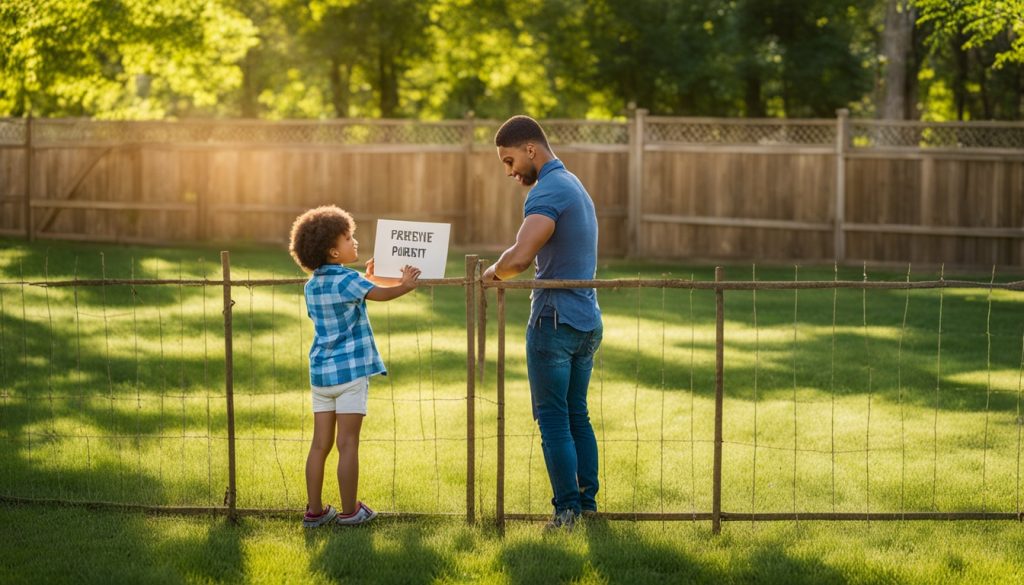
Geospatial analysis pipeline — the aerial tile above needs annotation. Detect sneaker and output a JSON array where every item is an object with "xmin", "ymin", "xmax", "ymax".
[
  {"xmin": 544, "ymin": 508, "xmax": 578, "ymax": 532},
  {"xmin": 335, "ymin": 501, "xmax": 378, "ymax": 526},
  {"xmin": 303, "ymin": 504, "xmax": 339, "ymax": 528}
]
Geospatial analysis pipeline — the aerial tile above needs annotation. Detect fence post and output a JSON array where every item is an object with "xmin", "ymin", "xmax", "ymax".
[
  {"xmin": 712, "ymin": 266, "xmax": 724, "ymax": 534},
  {"xmin": 834, "ymin": 109, "xmax": 849, "ymax": 263},
  {"xmin": 221, "ymin": 251, "xmax": 238, "ymax": 521},
  {"xmin": 465, "ymin": 254, "xmax": 478, "ymax": 524},
  {"xmin": 24, "ymin": 113, "xmax": 33, "ymax": 242},
  {"xmin": 496, "ymin": 286, "xmax": 506, "ymax": 533},
  {"xmin": 463, "ymin": 112, "xmax": 476, "ymax": 248},
  {"xmin": 627, "ymin": 108, "xmax": 647, "ymax": 258},
  {"xmin": 477, "ymin": 259, "xmax": 489, "ymax": 387}
]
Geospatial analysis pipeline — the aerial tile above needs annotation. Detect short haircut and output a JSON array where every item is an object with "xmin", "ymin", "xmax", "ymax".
[
  {"xmin": 288, "ymin": 205, "xmax": 354, "ymax": 272},
  {"xmin": 494, "ymin": 115, "xmax": 550, "ymax": 150}
]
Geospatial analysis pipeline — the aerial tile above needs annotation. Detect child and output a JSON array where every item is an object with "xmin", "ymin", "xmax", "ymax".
[{"xmin": 288, "ymin": 205, "xmax": 421, "ymax": 528}]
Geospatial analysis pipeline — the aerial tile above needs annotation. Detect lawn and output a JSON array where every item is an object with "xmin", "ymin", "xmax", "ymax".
[
  {"xmin": 1, "ymin": 237, "xmax": 1024, "ymax": 582},
  {"xmin": 1, "ymin": 505, "xmax": 1023, "ymax": 584}
]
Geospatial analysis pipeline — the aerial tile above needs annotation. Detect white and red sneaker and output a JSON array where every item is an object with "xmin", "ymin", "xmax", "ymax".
[
  {"xmin": 302, "ymin": 504, "xmax": 339, "ymax": 528},
  {"xmin": 335, "ymin": 501, "xmax": 377, "ymax": 526}
]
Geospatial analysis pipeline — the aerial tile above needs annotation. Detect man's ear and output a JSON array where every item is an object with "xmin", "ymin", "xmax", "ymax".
[{"xmin": 527, "ymin": 142, "xmax": 536, "ymax": 160}]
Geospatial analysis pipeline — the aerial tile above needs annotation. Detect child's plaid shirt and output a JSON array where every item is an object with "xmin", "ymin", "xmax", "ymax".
[{"xmin": 305, "ymin": 264, "xmax": 385, "ymax": 387}]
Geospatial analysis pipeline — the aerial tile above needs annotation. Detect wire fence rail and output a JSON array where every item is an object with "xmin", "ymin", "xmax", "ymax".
[{"xmin": 1, "ymin": 254, "xmax": 1023, "ymax": 533}]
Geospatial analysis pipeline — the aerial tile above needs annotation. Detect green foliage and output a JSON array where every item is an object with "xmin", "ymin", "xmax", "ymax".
[
  {"xmin": 912, "ymin": 0, "xmax": 1024, "ymax": 119},
  {"xmin": 1, "ymin": 0, "xmax": 1022, "ymax": 119},
  {"xmin": 0, "ymin": 0, "xmax": 258, "ymax": 118},
  {"xmin": 916, "ymin": 0, "xmax": 1024, "ymax": 68}
]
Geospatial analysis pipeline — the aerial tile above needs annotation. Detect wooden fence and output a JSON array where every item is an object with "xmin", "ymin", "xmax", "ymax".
[{"xmin": 1, "ymin": 113, "xmax": 1022, "ymax": 267}]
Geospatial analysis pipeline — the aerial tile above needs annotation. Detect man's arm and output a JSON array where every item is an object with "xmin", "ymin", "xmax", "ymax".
[{"xmin": 482, "ymin": 214, "xmax": 555, "ymax": 281}]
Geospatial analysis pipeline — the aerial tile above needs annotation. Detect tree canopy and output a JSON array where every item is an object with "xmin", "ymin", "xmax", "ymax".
[{"xmin": 1, "ymin": 0, "xmax": 1021, "ymax": 120}]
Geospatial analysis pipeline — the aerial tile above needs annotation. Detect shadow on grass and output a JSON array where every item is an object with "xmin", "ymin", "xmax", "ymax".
[
  {"xmin": 0, "ymin": 503, "xmax": 245, "ymax": 584},
  {"xmin": 308, "ymin": 520, "xmax": 451, "ymax": 584},
  {"xmin": 502, "ymin": 537, "xmax": 588, "ymax": 583},
  {"xmin": 583, "ymin": 520, "xmax": 720, "ymax": 584},
  {"xmin": 159, "ymin": 517, "xmax": 245, "ymax": 583},
  {"xmin": 736, "ymin": 540, "xmax": 848, "ymax": 584}
]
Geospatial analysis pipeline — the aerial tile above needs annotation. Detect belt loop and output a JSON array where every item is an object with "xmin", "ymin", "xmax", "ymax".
[{"xmin": 553, "ymin": 307, "xmax": 558, "ymax": 330}]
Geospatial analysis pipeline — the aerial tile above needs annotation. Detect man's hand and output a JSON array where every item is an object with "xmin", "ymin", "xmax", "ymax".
[{"xmin": 482, "ymin": 264, "xmax": 500, "ymax": 282}]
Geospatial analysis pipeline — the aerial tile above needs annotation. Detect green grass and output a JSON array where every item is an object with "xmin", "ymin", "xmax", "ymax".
[
  {"xmin": 1, "ymin": 505, "xmax": 1023, "ymax": 584},
  {"xmin": 2, "ymin": 238, "xmax": 1024, "ymax": 582}
]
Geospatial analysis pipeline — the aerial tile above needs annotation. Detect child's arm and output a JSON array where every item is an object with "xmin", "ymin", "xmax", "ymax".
[{"xmin": 364, "ymin": 259, "xmax": 421, "ymax": 301}]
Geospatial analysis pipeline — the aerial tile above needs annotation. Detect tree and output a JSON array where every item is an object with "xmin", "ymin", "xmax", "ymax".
[
  {"xmin": 881, "ymin": 0, "xmax": 918, "ymax": 119},
  {"xmin": 916, "ymin": 0, "xmax": 1024, "ymax": 67},
  {"xmin": 914, "ymin": 0, "xmax": 1024, "ymax": 119},
  {"xmin": 0, "ymin": 0, "xmax": 258, "ymax": 118}
]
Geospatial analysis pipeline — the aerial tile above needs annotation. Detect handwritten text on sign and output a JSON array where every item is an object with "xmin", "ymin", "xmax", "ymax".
[{"xmin": 373, "ymin": 219, "xmax": 451, "ymax": 279}]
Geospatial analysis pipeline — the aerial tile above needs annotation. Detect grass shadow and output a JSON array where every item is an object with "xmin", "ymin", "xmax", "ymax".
[{"xmin": 308, "ymin": 520, "xmax": 451, "ymax": 584}]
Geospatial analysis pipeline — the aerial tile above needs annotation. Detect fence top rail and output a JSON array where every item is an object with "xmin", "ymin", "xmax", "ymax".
[
  {"xmin": 4, "ymin": 277, "xmax": 468, "ymax": 288},
  {"xmin": 646, "ymin": 116, "xmax": 836, "ymax": 126},
  {"xmin": 19, "ymin": 117, "xmax": 473, "ymax": 128},
  {"xmin": 4, "ymin": 116, "xmax": 1023, "ymax": 150},
  {"xmin": 485, "ymin": 278, "xmax": 1024, "ymax": 291},
  {"xmin": 853, "ymin": 118, "xmax": 1024, "ymax": 129},
  {"xmin": 6, "ymin": 276, "xmax": 1022, "ymax": 292},
  {"xmin": 9, "ymin": 116, "xmax": 1024, "ymax": 129}
]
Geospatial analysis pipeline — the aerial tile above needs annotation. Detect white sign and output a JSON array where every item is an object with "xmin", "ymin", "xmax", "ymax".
[{"xmin": 373, "ymin": 219, "xmax": 451, "ymax": 279}]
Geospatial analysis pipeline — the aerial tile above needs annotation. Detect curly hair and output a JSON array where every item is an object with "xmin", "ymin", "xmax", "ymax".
[
  {"xmin": 288, "ymin": 205, "xmax": 355, "ymax": 273},
  {"xmin": 494, "ymin": 115, "xmax": 551, "ymax": 150}
]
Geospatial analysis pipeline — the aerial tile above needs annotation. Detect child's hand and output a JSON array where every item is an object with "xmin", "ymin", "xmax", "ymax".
[
  {"xmin": 400, "ymin": 265, "xmax": 422, "ymax": 288},
  {"xmin": 365, "ymin": 258, "xmax": 375, "ymax": 278}
]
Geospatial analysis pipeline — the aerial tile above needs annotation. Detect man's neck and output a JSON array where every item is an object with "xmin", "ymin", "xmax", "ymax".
[{"xmin": 532, "ymin": 150, "xmax": 555, "ymax": 175}]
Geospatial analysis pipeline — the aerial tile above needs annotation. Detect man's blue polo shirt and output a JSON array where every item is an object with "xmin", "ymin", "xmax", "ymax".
[
  {"xmin": 305, "ymin": 264, "xmax": 386, "ymax": 387},
  {"xmin": 524, "ymin": 159, "xmax": 601, "ymax": 331}
]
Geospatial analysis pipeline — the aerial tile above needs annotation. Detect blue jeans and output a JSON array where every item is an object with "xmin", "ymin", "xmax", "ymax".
[{"xmin": 526, "ymin": 317, "xmax": 603, "ymax": 514}]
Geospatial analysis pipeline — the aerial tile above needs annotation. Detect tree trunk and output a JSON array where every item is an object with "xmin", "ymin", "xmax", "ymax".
[
  {"xmin": 241, "ymin": 49, "xmax": 258, "ymax": 118},
  {"xmin": 952, "ymin": 32, "xmax": 969, "ymax": 120},
  {"xmin": 328, "ymin": 57, "xmax": 350, "ymax": 118},
  {"xmin": 1018, "ymin": 66, "xmax": 1023, "ymax": 120},
  {"xmin": 881, "ymin": 0, "xmax": 916, "ymax": 119},
  {"xmin": 744, "ymin": 70, "xmax": 764, "ymax": 117},
  {"xmin": 974, "ymin": 50, "xmax": 991, "ymax": 119},
  {"xmin": 378, "ymin": 49, "xmax": 398, "ymax": 118}
]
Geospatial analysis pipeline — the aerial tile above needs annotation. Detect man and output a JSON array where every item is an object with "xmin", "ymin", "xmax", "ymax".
[{"xmin": 482, "ymin": 115, "xmax": 603, "ymax": 530}]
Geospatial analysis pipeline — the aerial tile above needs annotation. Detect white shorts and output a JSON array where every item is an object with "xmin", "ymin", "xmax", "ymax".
[{"xmin": 311, "ymin": 377, "xmax": 369, "ymax": 415}]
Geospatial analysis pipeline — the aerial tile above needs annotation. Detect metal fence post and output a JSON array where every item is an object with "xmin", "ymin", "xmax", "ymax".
[
  {"xmin": 477, "ymin": 259, "xmax": 489, "ymax": 388},
  {"xmin": 496, "ymin": 286, "xmax": 506, "ymax": 533},
  {"xmin": 712, "ymin": 266, "xmax": 725, "ymax": 534},
  {"xmin": 465, "ymin": 255, "xmax": 478, "ymax": 523},
  {"xmin": 24, "ymin": 113, "xmax": 33, "ymax": 242},
  {"xmin": 221, "ymin": 251, "xmax": 238, "ymax": 521},
  {"xmin": 835, "ymin": 109, "xmax": 849, "ymax": 263}
]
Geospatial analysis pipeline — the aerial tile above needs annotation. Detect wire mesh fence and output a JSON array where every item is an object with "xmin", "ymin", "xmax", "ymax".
[
  {"xmin": 2, "ymin": 252, "xmax": 1023, "ymax": 530},
  {"xmin": 481, "ymin": 269, "xmax": 1024, "ymax": 531},
  {"xmin": 0, "ymin": 251, "xmax": 472, "ymax": 517}
]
